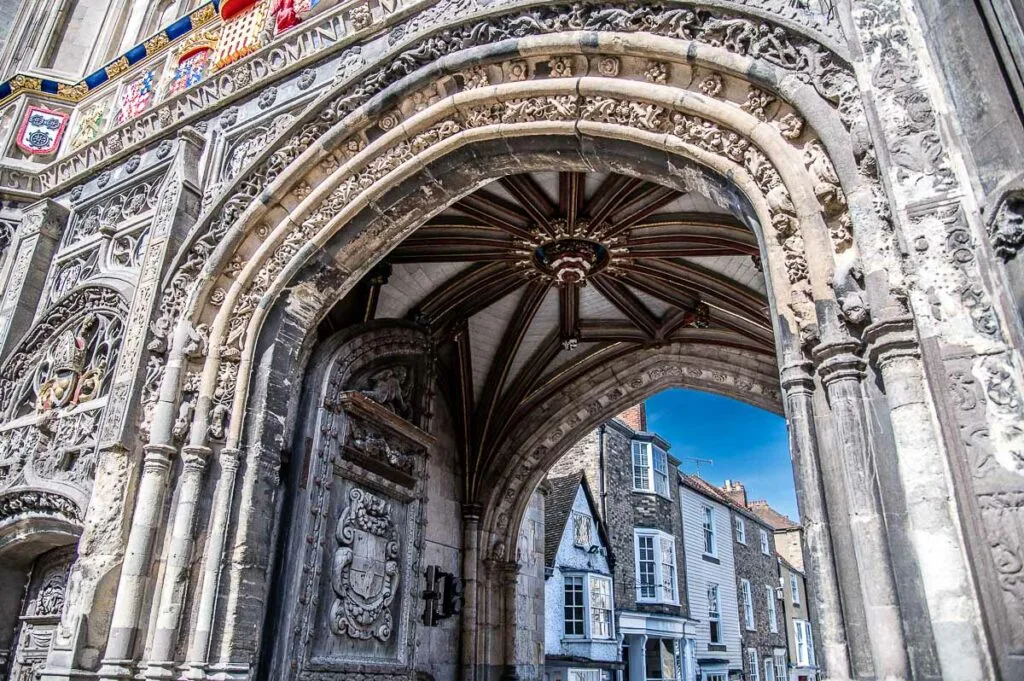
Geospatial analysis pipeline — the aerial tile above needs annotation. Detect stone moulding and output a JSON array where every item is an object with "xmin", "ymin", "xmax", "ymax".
[
  {"xmin": 15, "ymin": 0, "xmax": 848, "ymax": 197},
  {"xmin": 0, "ymin": 488, "xmax": 82, "ymax": 525}
]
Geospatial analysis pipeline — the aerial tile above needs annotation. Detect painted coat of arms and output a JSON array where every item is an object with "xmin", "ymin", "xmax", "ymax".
[
  {"xmin": 16, "ymin": 106, "xmax": 69, "ymax": 155},
  {"xmin": 329, "ymin": 487, "xmax": 399, "ymax": 641}
]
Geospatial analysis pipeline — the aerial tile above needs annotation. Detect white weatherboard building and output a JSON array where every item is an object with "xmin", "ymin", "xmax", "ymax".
[
  {"xmin": 679, "ymin": 475, "xmax": 743, "ymax": 681},
  {"xmin": 544, "ymin": 473, "xmax": 620, "ymax": 681}
]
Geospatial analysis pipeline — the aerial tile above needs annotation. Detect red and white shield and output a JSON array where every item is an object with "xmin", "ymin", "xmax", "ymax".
[{"xmin": 16, "ymin": 106, "xmax": 69, "ymax": 155}]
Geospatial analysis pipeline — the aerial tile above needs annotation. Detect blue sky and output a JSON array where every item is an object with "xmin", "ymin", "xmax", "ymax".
[{"xmin": 645, "ymin": 388, "xmax": 800, "ymax": 521}]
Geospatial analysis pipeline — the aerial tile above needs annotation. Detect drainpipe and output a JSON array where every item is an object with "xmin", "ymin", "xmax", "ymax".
[{"xmin": 598, "ymin": 424, "xmax": 608, "ymax": 521}]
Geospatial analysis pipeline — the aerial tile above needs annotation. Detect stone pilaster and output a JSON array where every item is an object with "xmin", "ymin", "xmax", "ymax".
[
  {"xmin": 865, "ymin": 317, "xmax": 992, "ymax": 681},
  {"xmin": 96, "ymin": 443, "xmax": 176, "ymax": 681},
  {"xmin": 778, "ymin": 358, "xmax": 851, "ymax": 681},
  {"xmin": 814, "ymin": 337, "xmax": 910, "ymax": 681},
  {"xmin": 0, "ymin": 199, "xmax": 64, "ymax": 357},
  {"xmin": 145, "ymin": 444, "xmax": 212, "ymax": 679}
]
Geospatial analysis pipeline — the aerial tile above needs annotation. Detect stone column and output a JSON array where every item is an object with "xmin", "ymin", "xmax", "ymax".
[
  {"xmin": 461, "ymin": 505, "xmax": 481, "ymax": 681},
  {"xmin": 144, "ymin": 444, "xmax": 212, "ymax": 679},
  {"xmin": 813, "ymin": 338, "xmax": 910, "ymax": 681},
  {"xmin": 185, "ymin": 447, "xmax": 241, "ymax": 679},
  {"xmin": 865, "ymin": 318, "xmax": 991, "ymax": 681},
  {"xmin": 778, "ymin": 358, "xmax": 851, "ymax": 681},
  {"xmin": 96, "ymin": 444, "xmax": 176, "ymax": 680},
  {"xmin": 500, "ymin": 560, "xmax": 520, "ymax": 681}
]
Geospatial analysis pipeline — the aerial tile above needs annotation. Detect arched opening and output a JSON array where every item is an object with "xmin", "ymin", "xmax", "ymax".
[{"xmin": 91, "ymin": 11, "xmax": 995, "ymax": 681}]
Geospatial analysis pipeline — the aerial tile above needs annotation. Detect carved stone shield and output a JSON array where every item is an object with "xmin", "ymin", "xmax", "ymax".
[{"xmin": 349, "ymin": 527, "xmax": 388, "ymax": 599}]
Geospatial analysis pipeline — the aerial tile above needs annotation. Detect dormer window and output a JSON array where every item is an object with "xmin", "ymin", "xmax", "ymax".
[{"xmin": 631, "ymin": 440, "xmax": 670, "ymax": 498}]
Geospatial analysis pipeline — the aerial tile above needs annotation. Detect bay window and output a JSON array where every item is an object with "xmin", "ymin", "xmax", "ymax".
[
  {"xmin": 634, "ymin": 530, "xmax": 677, "ymax": 603},
  {"xmin": 563, "ymin": 573, "xmax": 614, "ymax": 640}
]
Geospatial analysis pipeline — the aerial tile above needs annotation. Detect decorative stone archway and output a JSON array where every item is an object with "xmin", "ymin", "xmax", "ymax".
[{"xmin": 0, "ymin": 3, "xmax": 1010, "ymax": 681}]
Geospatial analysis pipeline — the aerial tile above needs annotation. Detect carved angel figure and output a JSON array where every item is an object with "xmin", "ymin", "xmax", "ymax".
[{"xmin": 361, "ymin": 367, "xmax": 410, "ymax": 416}]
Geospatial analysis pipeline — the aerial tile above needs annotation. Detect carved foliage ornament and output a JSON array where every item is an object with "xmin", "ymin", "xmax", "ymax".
[
  {"xmin": 330, "ymin": 487, "xmax": 400, "ymax": 641},
  {"xmin": 153, "ymin": 1, "xmax": 858, "ymax": 350}
]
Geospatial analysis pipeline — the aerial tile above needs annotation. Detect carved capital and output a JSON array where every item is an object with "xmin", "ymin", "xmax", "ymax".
[
  {"xmin": 462, "ymin": 502, "xmax": 483, "ymax": 521},
  {"xmin": 864, "ymin": 317, "xmax": 919, "ymax": 370},
  {"xmin": 142, "ymin": 444, "xmax": 177, "ymax": 475},
  {"xmin": 780, "ymin": 359, "xmax": 815, "ymax": 397},
  {"xmin": 985, "ymin": 175, "xmax": 1024, "ymax": 261},
  {"xmin": 218, "ymin": 446, "xmax": 242, "ymax": 473},
  {"xmin": 181, "ymin": 444, "xmax": 212, "ymax": 472},
  {"xmin": 813, "ymin": 338, "xmax": 865, "ymax": 387}
]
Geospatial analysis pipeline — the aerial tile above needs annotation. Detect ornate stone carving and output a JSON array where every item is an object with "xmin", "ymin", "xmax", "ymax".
[
  {"xmin": 329, "ymin": 487, "xmax": 400, "ymax": 641},
  {"xmin": 358, "ymin": 368, "xmax": 411, "ymax": 418},
  {"xmin": 0, "ymin": 287, "xmax": 127, "ymax": 418},
  {"xmin": 64, "ymin": 180, "xmax": 161, "ymax": 248},
  {"xmin": 988, "ymin": 192, "xmax": 1024, "ymax": 262},
  {"xmin": 0, "ymin": 490, "xmax": 81, "ymax": 524}
]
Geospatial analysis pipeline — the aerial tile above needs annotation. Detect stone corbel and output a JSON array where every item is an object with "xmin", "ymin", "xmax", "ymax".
[{"xmin": 984, "ymin": 171, "xmax": 1024, "ymax": 262}]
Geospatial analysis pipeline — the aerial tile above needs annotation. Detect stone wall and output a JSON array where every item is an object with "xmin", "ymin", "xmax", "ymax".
[{"xmin": 732, "ymin": 511, "xmax": 788, "ymax": 678}]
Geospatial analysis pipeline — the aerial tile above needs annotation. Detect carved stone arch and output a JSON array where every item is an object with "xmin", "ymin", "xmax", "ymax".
[
  {"xmin": 152, "ymin": 0, "xmax": 872, "ymax": 352},
  {"xmin": 483, "ymin": 342, "xmax": 781, "ymax": 555}
]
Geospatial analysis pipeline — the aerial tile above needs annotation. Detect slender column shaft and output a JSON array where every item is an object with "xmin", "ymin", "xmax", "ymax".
[
  {"xmin": 461, "ymin": 508, "xmax": 480, "ymax": 681},
  {"xmin": 779, "ymin": 359, "xmax": 851, "ymax": 681},
  {"xmin": 815, "ymin": 339, "xmax": 910, "ymax": 681},
  {"xmin": 501, "ymin": 560, "xmax": 520, "ymax": 680},
  {"xmin": 97, "ymin": 444, "xmax": 176, "ymax": 680},
  {"xmin": 145, "ymin": 445, "xmax": 212, "ymax": 678},
  {"xmin": 866, "ymin": 319, "xmax": 993, "ymax": 681},
  {"xmin": 185, "ymin": 448, "xmax": 242, "ymax": 679}
]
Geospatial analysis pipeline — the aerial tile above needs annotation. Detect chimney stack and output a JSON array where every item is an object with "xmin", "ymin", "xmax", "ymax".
[
  {"xmin": 615, "ymin": 403, "xmax": 647, "ymax": 431},
  {"xmin": 722, "ymin": 479, "xmax": 748, "ymax": 508}
]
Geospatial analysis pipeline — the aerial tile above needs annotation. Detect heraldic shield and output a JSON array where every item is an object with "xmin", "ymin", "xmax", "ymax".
[{"xmin": 330, "ymin": 487, "xmax": 400, "ymax": 642}]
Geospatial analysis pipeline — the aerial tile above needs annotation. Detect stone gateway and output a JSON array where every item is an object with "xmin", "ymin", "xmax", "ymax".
[{"xmin": 0, "ymin": 1, "xmax": 1020, "ymax": 680}]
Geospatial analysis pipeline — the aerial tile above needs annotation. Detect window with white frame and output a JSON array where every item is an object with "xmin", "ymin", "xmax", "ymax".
[
  {"xmin": 563, "ymin": 573, "xmax": 614, "ymax": 640},
  {"xmin": 773, "ymin": 651, "xmax": 787, "ymax": 679},
  {"xmin": 764, "ymin": 658, "xmax": 775, "ymax": 681},
  {"xmin": 572, "ymin": 512, "xmax": 592, "ymax": 547},
  {"xmin": 702, "ymin": 506, "xmax": 716, "ymax": 555},
  {"xmin": 735, "ymin": 516, "xmax": 746, "ymax": 544},
  {"xmin": 741, "ymin": 579, "xmax": 755, "ymax": 630},
  {"xmin": 794, "ymin": 619, "xmax": 815, "ymax": 667},
  {"xmin": 766, "ymin": 585, "xmax": 778, "ymax": 633},
  {"xmin": 770, "ymin": 651, "xmax": 786, "ymax": 675},
  {"xmin": 760, "ymin": 528, "xmax": 770, "ymax": 555},
  {"xmin": 708, "ymin": 583, "xmax": 721, "ymax": 643},
  {"xmin": 790, "ymin": 573, "xmax": 800, "ymax": 605},
  {"xmin": 634, "ymin": 530, "xmax": 677, "ymax": 603},
  {"xmin": 568, "ymin": 669, "xmax": 601, "ymax": 681},
  {"xmin": 748, "ymin": 650, "xmax": 760, "ymax": 681},
  {"xmin": 632, "ymin": 441, "xmax": 670, "ymax": 497},
  {"xmin": 564, "ymin": 575, "xmax": 585, "ymax": 637},
  {"xmin": 590, "ymin": 576, "xmax": 613, "ymax": 639}
]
